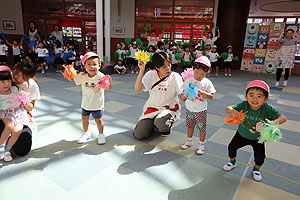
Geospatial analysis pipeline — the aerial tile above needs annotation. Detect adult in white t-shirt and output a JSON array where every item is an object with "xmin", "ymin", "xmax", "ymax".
[
  {"xmin": 0, "ymin": 61, "xmax": 40, "ymax": 156},
  {"xmin": 50, "ymin": 23, "xmax": 64, "ymax": 46},
  {"xmin": 133, "ymin": 52, "xmax": 184, "ymax": 139},
  {"xmin": 147, "ymin": 30, "xmax": 160, "ymax": 47},
  {"xmin": 201, "ymin": 29, "xmax": 220, "ymax": 46}
]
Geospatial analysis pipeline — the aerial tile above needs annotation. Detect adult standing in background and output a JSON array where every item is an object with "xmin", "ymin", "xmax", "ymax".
[
  {"xmin": 27, "ymin": 21, "xmax": 41, "ymax": 63},
  {"xmin": 50, "ymin": 23, "xmax": 64, "ymax": 46},
  {"xmin": 201, "ymin": 29, "xmax": 220, "ymax": 46},
  {"xmin": 275, "ymin": 29, "xmax": 300, "ymax": 87}
]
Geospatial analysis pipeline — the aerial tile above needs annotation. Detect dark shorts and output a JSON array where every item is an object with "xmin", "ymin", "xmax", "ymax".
[
  {"xmin": 14, "ymin": 55, "xmax": 21, "ymax": 64},
  {"xmin": 0, "ymin": 55, "xmax": 7, "ymax": 62},
  {"xmin": 186, "ymin": 109, "xmax": 207, "ymax": 131},
  {"xmin": 211, "ymin": 61, "xmax": 218, "ymax": 68},
  {"xmin": 224, "ymin": 61, "xmax": 232, "ymax": 68},
  {"xmin": 127, "ymin": 58, "xmax": 138, "ymax": 66},
  {"xmin": 82, "ymin": 108, "xmax": 103, "ymax": 119},
  {"xmin": 38, "ymin": 57, "xmax": 46, "ymax": 64},
  {"xmin": 54, "ymin": 57, "xmax": 64, "ymax": 65},
  {"xmin": 68, "ymin": 59, "xmax": 76, "ymax": 65}
]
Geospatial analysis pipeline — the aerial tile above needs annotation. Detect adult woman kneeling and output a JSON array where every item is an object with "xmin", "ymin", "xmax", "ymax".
[{"xmin": 134, "ymin": 52, "xmax": 183, "ymax": 140}]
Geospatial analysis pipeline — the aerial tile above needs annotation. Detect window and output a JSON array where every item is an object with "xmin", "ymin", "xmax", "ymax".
[
  {"xmin": 275, "ymin": 18, "xmax": 284, "ymax": 22},
  {"xmin": 247, "ymin": 18, "xmax": 253, "ymax": 24},
  {"xmin": 253, "ymin": 18, "xmax": 262, "ymax": 23},
  {"xmin": 286, "ymin": 18, "xmax": 296, "ymax": 24}
]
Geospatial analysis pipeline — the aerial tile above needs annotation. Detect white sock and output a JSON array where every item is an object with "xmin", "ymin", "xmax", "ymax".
[{"xmin": 187, "ymin": 137, "xmax": 192, "ymax": 143}]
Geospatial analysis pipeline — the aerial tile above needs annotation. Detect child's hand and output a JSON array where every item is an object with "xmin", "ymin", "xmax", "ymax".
[{"xmin": 231, "ymin": 109, "xmax": 241, "ymax": 118}]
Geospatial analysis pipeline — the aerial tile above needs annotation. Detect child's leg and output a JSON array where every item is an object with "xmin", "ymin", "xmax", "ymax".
[
  {"xmin": 228, "ymin": 68, "xmax": 232, "ymax": 75},
  {"xmin": 94, "ymin": 118, "xmax": 104, "ymax": 134},
  {"xmin": 216, "ymin": 66, "xmax": 219, "ymax": 74},
  {"xmin": 93, "ymin": 110, "xmax": 105, "ymax": 144},
  {"xmin": 0, "ymin": 118, "xmax": 14, "ymax": 144},
  {"xmin": 251, "ymin": 141, "xmax": 265, "ymax": 181},
  {"xmin": 181, "ymin": 110, "xmax": 196, "ymax": 149},
  {"xmin": 82, "ymin": 115, "xmax": 90, "ymax": 133},
  {"xmin": 2, "ymin": 124, "xmax": 22, "ymax": 162}
]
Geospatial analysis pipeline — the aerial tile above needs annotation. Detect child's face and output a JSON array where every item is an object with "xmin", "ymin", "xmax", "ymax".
[
  {"xmin": 84, "ymin": 57, "xmax": 100, "ymax": 77},
  {"xmin": 117, "ymin": 45, "xmax": 121, "ymax": 49},
  {"xmin": 160, "ymin": 45, "xmax": 164, "ymax": 49},
  {"xmin": 193, "ymin": 67, "xmax": 207, "ymax": 81},
  {"xmin": 133, "ymin": 44, "xmax": 137, "ymax": 48},
  {"xmin": 228, "ymin": 48, "xmax": 232, "ymax": 53},
  {"xmin": 69, "ymin": 45, "xmax": 74, "ymax": 49},
  {"xmin": 118, "ymin": 60, "xmax": 122, "ymax": 65},
  {"xmin": 38, "ymin": 43, "xmax": 44, "ymax": 48},
  {"xmin": 12, "ymin": 70, "xmax": 27, "ymax": 84},
  {"xmin": 172, "ymin": 49, "xmax": 176, "ymax": 53},
  {"xmin": 206, "ymin": 45, "xmax": 211, "ymax": 50},
  {"xmin": 185, "ymin": 47, "xmax": 189, "ymax": 52},
  {"xmin": 0, "ymin": 79, "xmax": 12, "ymax": 93},
  {"xmin": 13, "ymin": 41, "xmax": 18, "ymax": 45},
  {"xmin": 212, "ymin": 47, "xmax": 216, "ymax": 52},
  {"xmin": 245, "ymin": 88, "xmax": 268, "ymax": 111}
]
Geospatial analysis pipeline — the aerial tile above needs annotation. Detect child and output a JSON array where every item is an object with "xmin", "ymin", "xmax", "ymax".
[
  {"xmin": 35, "ymin": 41, "xmax": 49, "ymax": 74},
  {"xmin": 115, "ymin": 43, "xmax": 125, "ymax": 61},
  {"xmin": 127, "ymin": 41, "xmax": 139, "ymax": 74},
  {"xmin": 0, "ymin": 66, "xmax": 29, "ymax": 162},
  {"xmin": 66, "ymin": 52, "xmax": 112, "ymax": 144},
  {"xmin": 74, "ymin": 54, "xmax": 82, "ymax": 72},
  {"xmin": 5, "ymin": 39, "xmax": 23, "ymax": 65},
  {"xmin": 54, "ymin": 40, "xmax": 64, "ymax": 72},
  {"xmin": 194, "ymin": 45, "xmax": 203, "ymax": 58},
  {"xmin": 145, "ymin": 45, "xmax": 154, "ymax": 71},
  {"xmin": 114, "ymin": 58, "xmax": 127, "ymax": 74},
  {"xmin": 223, "ymin": 80, "xmax": 287, "ymax": 181},
  {"xmin": 205, "ymin": 44, "xmax": 211, "ymax": 55},
  {"xmin": 0, "ymin": 37, "xmax": 8, "ymax": 65},
  {"xmin": 207, "ymin": 45, "xmax": 220, "ymax": 76},
  {"xmin": 155, "ymin": 41, "xmax": 165, "ymax": 53},
  {"xmin": 223, "ymin": 45, "xmax": 233, "ymax": 76},
  {"xmin": 170, "ymin": 46, "xmax": 179, "ymax": 71},
  {"xmin": 181, "ymin": 46, "xmax": 192, "ymax": 69},
  {"xmin": 66, "ymin": 41, "xmax": 76, "ymax": 65},
  {"xmin": 180, "ymin": 56, "xmax": 216, "ymax": 154}
]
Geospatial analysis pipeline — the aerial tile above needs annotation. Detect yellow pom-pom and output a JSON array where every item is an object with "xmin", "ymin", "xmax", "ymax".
[{"xmin": 135, "ymin": 50, "xmax": 151, "ymax": 64}]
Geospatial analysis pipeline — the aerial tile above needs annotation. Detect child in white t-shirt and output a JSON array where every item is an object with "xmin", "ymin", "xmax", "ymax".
[
  {"xmin": 180, "ymin": 56, "xmax": 216, "ymax": 154},
  {"xmin": 223, "ymin": 45, "xmax": 234, "ymax": 76},
  {"xmin": 66, "ymin": 52, "xmax": 112, "ymax": 145},
  {"xmin": 127, "ymin": 42, "xmax": 139, "ymax": 74},
  {"xmin": 194, "ymin": 45, "xmax": 203, "ymax": 58},
  {"xmin": 207, "ymin": 45, "xmax": 220, "ymax": 76},
  {"xmin": 0, "ymin": 37, "xmax": 8, "ymax": 65},
  {"xmin": 35, "ymin": 41, "xmax": 49, "ymax": 74},
  {"xmin": 170, "ymin": 46, "xmax": 179, "ymax": 71},
  {"xmin": 114, "ymin": 58, "xmax": 127, "ymax": 74},
  {"xmin": 5, "ymin": 39, "xmax": 23, "ymax": 64}
]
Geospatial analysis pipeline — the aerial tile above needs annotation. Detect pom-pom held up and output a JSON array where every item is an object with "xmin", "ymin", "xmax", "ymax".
[{"xmin": 135, "ymin": 50, "xmax": 151, "ymax": 64}]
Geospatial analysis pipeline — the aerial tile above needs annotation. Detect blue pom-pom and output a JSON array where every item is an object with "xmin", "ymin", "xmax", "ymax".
[
  {"xmin": 45, "ymin": 56, "xmax": 53, "ymax": 64},
  {"xmin": 184, "ymin": 83, "xmax": 198, "ymax": 101},
  {"xmin": 34, "ymin": 32, "xmax": 39, "ymax": 38},
  {"xmin": 55, "ymin": 53, "xmax": 61, "ymax": 58},
  {"xmin": 21, "ymin": 34, "xmax": 30, "ymax": 44},
  {"xmin": 50, "ymin": 35, "xmax": 56, "ymax": 41},
  {"xmin": 0, "ymin": 33, "xmax": 7, "ymax": 40},
  {"xmin": 30, "ymin": 40, "xmax": 37, "ymax": 48}
]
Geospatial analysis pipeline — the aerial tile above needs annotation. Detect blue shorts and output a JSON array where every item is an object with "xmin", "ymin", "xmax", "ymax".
[{"xmin": 82, "ymin": 108, "xmax": 103, "ymax": 119}]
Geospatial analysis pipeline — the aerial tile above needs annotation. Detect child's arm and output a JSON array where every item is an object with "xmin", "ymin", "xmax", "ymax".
[
  {"xmin": 216, "ymin": 29, "xmax": 220, "ymax": 39},
  {"xmin": 24, "ymin": 100, "xmax": 35, "ymax": 112},
  {"xmin": 199, "ymin": 90, "xmax": 213, "ymax": 99},
  {"xmin": 134, "ymin": 60, "xmax": 146, "ymax": 92},
  {"xmin": 273, "ymin": 114, "xmax": 287, "ymax": 125},
  {"xmin": 5, "ymin": 40, "xmax": 12, "ymax": 46},
  {"xmin": 278, "ymin": 31, "xmax": 284, "ymax": 43},
  {"xmin": 106, "ymin": 76, "xmax": 112, "ymax": 90},
  {"xmin": 226, "ymin": 106, "xmax": 241, "ymax": 117}
]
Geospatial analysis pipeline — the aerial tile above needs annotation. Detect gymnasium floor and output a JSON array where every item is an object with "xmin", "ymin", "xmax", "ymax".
[{"xmin": 0, "ymin": 70, "xmax": 299, "ymax": 200}]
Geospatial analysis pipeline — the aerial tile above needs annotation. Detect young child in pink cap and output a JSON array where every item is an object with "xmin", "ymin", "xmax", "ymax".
[
  {"xmin": 223, "ymin": 80, "xmax": 287, "ymax": 181},
  {"xmin": 179, "ymin": 55, "xmax": 216, "ymax": 155},
  {"xmin": 66, "ymin": 52, "xmax": 112, "ymax": 144}
]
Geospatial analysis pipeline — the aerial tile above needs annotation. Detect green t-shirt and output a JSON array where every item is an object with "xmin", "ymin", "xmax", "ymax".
[{"xmin": 232, "ymin": 101, "xmax": 281, "ymax": 140}]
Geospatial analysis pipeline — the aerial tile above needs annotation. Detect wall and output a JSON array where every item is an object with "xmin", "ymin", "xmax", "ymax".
[
  {"xmin": 0, "ymin": 0, "xmax": 24, "ymax": 35},
  {"xmin": 110, "ymin": 0, "xmax": 135, "ymax": 38}
]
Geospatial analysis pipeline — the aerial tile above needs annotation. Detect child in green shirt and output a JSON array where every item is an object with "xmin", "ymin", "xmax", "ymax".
[{"xmin": 223, "ymin": 80, "xmax": 287, "ymax": 181}]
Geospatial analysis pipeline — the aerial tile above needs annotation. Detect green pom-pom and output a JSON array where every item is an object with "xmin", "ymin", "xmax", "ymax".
[
  {"xmin": 168, "ymin": 53, "xmax": 172, "ymax": 58},
  {"xmin": 125, "ymin": 38, "xmax": 132, "ymax": 45},
  {"xmin": 205, "ymin": 27, "xmax": 209, "ymax": 32},
  {"xmin": 215, "ymin": 27, "xmax": 219, "ymax": 32},
  {"xmin": 204, "ymin": 54, "xmax": 209, "ymax": 58},
  {"xmin": 114, "ymin": 51, "xmax": 119, "ymax": 59},
  {"xmin": 172, "ymin": 42, "xmax": 177, "ymax": 46},
  {"xmin": 177, "ymin": 42, "xmax": 181, "ymax": 46},
  {"xmin": 103, "ymin": 56, "xmax": 108, "ymax": 63},
  {"xmin": 201, "ymin": 45, "xmax": 207, "ymax": 50},
  {"xmin": 221, "ymin": 52, "xmax": 229, "ymax": 59},
  {"xmin": 150, "ymin": 55, "xmax": 152, "ymax": 61},
  {"xmin": 258, "ymin": 120, "xmax": 283, "ymax": 144},
  {"xmin": 144, "ymin": 25, "xmax": 150, "ymax": 31},
  {"xmin": 136, "ymin": 38, "xmax": 142, "ymax": 46},
  {"xmin": 190, "ymin": 50, "xmax": 194, "ymax": 56},
  {"xmin": 160, "ymin": 25, "xmax": 166, "ymax": 30},
  {"xmin": 164, "ymin": 39, "xmax": 169, "ymax": 44},
  {"xmin": 121, "ymin": 52, "xmax": 125, "ymax": 59},
  {"xmin": 127, "ymin": 51, "xmax": 131, "ymax": 56},
  {"xmin": 182, "ymin": 61, "xmax": 187, "ymax": 67},
  {"xmin": 186, "ymin": 61, "xmax": 191, "ymax": 66},
  {"xmin": 175, "ymin": 53, "xmax": 181, "ymax": 60},
  {"xmin": 193, "ymin": 55, "xmax": 197, "ymax": 59},
  {"xmin": 143, "ymin": 46, "xmax": 148, "ymax": 51},
  {"xmin": 234, "ymin": 56, "xmax": 239, "ymax": 61}
]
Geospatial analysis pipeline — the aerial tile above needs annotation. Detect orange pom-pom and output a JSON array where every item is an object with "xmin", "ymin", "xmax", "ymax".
[
  {"xmin": 223, "ymin": 111, "xmax": 246, "ymax": 125},
  {"xmin": 63, "ymin": 63, "xmax": 76, "ymax": 79}
]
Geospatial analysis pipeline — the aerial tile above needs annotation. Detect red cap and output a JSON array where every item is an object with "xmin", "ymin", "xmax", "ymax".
[
  {"xmin": 194, "ymin": 55, "xmax": 211, "ymax": 68},
  {"xmin": 246, "ymin": 80, "xmax": 270, "ymax": 95},
  {"xmin": 0, "ymin": 65, "xmax": 11, "ymax": 72},
  {"xmin": 80, "ymin": 52, "xmax": 100, "ymax": 65}
]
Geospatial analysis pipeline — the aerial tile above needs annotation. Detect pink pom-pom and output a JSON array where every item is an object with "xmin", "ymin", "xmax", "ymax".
[
  {"xmin": 12, "ymin": 94, "xmax": 30, "ymax": 108},
  {"xmin": 94, "ymin": 75, "xmax": 111, "ymax": 93},
  {"xmin": 181, "ymin": 68, "xmax": 194, "ymax": 80}
]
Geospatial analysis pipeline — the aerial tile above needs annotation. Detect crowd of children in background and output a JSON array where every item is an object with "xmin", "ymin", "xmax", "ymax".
[{"xmin": 113, "ymin": 28, "xmax": 237, "ymax": 76}]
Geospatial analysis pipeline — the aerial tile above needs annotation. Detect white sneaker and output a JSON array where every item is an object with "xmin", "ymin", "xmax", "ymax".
[
  {"xmin": 252, "ymin": 171, "xmax": 262, "ymax": 181},
  {"xmin": 196, "ymin": 145, "xmax": 205, "ymax": 155},
  {"xmin": 56, "ymin": 70, "xmax": 59, "ymax": 72},
  {"xmin": 222, "ymin": 162, "xmax": 237, "ymax": 171},
  {"xmin": 41, "ymin": 70, "xmax": 45, "ymax": 74},
  {"xmin": 3, "ymin": 152, "xmax": 13, "ymax": 162},
  {"xmin": 215, "ymin": 73, "xmax": 218, "ymax": 77},
  {"xmin": 131, "ymin": 70, "xmax": 134, "ymax": 74},
  {"xmin": 275, "ymin": 81, "xmax": 279, "ymax": 87},
  {"xmin": 77, "ymin": 133, "xmax": 91, "ymax": 144},
  {"xmin": 228, "ymin": 74, "xmax": 232, "ymax": 77},
  {"xmin": 283, "ymin": 80, "xmax": 288, "ymax": 87},
  {"xmin": 45, "ymin": 66, "xmax": 48, "ymax": 70},
  {"xmin": 225, "ymin": 74, "xmax": 228, "ymax": 76},
  {"xmin": 181, "ymin": 141, "xmax": 193, "ymax": 150},
  {"xmin": 97, "ymin": 134, "xmax": 106, "ymax": 145}
]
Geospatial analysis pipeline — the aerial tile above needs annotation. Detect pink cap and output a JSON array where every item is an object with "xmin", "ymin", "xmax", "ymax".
[
  {"xmin": 194, "ymin": 55, "xmax": 211, "ymax": 68},
  {"xmin": 80, "ymin": 52, "xmax": 100, "ymax": 65},
  {"xmin": 0, "ymin": 65, "xmax": 11, "ymax": 72},
  {"xmin": 246, "ymin": 80, "xmax": 270, "ymax": 95}
]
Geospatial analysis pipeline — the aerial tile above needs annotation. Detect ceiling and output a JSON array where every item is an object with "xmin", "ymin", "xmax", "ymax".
[{"xmin": 249, "ymin": 0, "xmax": 300, "ymax": 17}]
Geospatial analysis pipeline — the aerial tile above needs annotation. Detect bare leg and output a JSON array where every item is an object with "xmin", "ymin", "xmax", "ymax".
[
  {"xmin": 94, "ymin": 118, "xmax": 104, "ymax": 134},
  {"xmin": 0, "ymin": 119, "xmax": 14, "ymax": 144},
  {"xmin": 82, "ymin": 116, "xmax": 90, "ymax": 133},
  {"xmin": 199, "ymin": 130, "xmax": 206, "ymax": 143}
]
